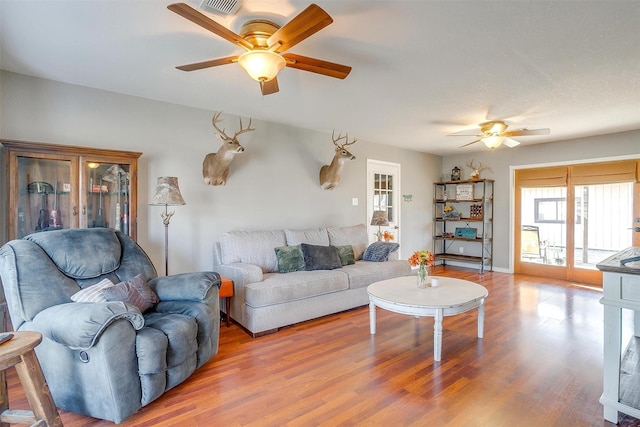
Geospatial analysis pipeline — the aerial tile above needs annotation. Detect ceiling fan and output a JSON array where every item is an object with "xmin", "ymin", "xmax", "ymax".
[
  {"xmin": 448, "ymin": 121, "xmax": 550, "ymax": 149},
  {"xmin": 167, "ymin": 2, "xmax": 352, "ymax": 95}
]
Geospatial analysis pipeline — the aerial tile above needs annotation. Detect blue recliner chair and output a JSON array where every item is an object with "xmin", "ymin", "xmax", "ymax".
[{"xmin": 0, "ymin": 228, "xmax": 220, "ymax": 423}]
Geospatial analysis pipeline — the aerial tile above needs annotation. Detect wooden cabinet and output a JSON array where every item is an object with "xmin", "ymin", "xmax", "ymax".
[
  {"xmin": 597, "ymin": 247, "xmax": 640, "ymax": 423},
  {"xmin": 2, "ymin": 140, "xmax": 141, "ymax": 242},
  {"xmin": 433, "ymin": 179, "xmax": 494, "ymax": 273}
]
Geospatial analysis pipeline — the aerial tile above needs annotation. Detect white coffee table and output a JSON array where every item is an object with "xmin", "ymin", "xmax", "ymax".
[{"xmin": 368, "ymin": 275, "xmax": 488, "ymax": 361}]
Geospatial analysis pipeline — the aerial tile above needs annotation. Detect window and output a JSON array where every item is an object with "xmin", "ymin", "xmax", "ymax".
[
  {"xmin": 374, "ymin": 173, "xmax": 394, "ymax": 222},
  {"xmin": 534, "ymin": 198, "xmax": 581, "ymax": 224}
]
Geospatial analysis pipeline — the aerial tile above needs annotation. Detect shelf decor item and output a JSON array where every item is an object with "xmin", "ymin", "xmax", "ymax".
[
  {"xmin": 470, "ymin": 203, "xmax": 483, "ymax": 220},
  {"xmin": 408, "ymin": 249, "xmax": 435, "ymax": 288},
  {"xmin": 456, "ymin": 183, "xmax": 474, "ymax": 200},
  {"xmin": 443, "ymin": 204, "xmax": 461, "ymax": 220},
  {"xmin": 455, "ymin": 227, "xmax": 477, "ymax": 239},
  {"xmin": 451, "ymin": 166, "xmax": 461, "ymax": 181}
]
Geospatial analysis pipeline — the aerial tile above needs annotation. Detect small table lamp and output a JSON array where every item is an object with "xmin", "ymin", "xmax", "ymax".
[
  {"xmin": 370, "ymin": 211, "xmax": 389, "ymax": 241},
  {"xmin": 149, "ymin": 177, "xmax": 185, "ymax": 276}
]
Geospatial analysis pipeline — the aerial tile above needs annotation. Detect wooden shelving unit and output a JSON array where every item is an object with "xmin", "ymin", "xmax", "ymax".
[{"xmin": 433, "ymin": 179, "xmax": 494, "ymax": 273}]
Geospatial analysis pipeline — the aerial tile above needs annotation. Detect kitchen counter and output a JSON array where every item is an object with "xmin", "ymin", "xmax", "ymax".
[{"xmin": 597, "ymin": 246, "xmax": 640, "ymax": 275}]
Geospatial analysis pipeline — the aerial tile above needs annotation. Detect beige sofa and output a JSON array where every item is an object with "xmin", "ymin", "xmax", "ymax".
[{"xmin": 212, "ymin": 224, "xmax": 410, "ymax": 336}]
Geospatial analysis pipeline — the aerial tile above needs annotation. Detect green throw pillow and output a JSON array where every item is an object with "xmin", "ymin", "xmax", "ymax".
[
  {"xmin": 335, "ymin": 245, "xmax": 355, "ymax": 266},
  {"xmin": 274, "ymin": 245, "xmax": 305, "ymax": 273}
]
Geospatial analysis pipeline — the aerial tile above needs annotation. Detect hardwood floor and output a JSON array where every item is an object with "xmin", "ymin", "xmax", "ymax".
[{"xmin": 4, "ymin": 266, "xmax": 636, "ymax": 426}]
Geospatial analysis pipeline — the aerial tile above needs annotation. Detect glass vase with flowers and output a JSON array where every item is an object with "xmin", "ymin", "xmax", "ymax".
[{"xmin": 408, "ymin": 249, "xmax": 435, "ymax": 288}]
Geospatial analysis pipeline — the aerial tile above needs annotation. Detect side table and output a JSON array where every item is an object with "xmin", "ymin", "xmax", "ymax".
[
  {"xmin": 0, "ymin": 331, "xmax": 63, "ymax": 426},
  {"xmin": 219, "ymin": 277, "xmax": 234, "ymax": 327}
]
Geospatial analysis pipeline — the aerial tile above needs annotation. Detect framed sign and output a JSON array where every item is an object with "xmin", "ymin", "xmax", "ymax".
[
  {"xmin": 455, "ymin": 227, "xmax": 477, "ymax": 239},
  {"xmin": 456, "ymin": 184, "xmax": 474, "ymax": 200}
]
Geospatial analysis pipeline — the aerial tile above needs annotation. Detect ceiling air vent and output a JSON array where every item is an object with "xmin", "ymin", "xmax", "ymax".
[{"xmin": 199, "ymin": 0, "xmax": 242, "ymax": 15}]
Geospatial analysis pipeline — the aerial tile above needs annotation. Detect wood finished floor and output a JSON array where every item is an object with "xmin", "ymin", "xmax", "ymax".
[{"xmin": 4, "ymin": 266, "xmax": 637, "ymax": 426}]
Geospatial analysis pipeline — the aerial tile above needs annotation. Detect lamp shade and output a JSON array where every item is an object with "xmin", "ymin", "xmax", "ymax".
[
  {"xmin": 149, "ymin": 177, "xmax": 186, "ymax": 206},
  {"xmin": 370, "ymin": 210, "xmax": 389, "ymax": 226},
  {"xmin": 238, "ymin": 50, "xmax": 286, "ymax": 82}
]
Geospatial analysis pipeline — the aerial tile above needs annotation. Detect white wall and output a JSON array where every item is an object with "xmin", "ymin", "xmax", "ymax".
[
  {"xmin": 0, "ymin": 71, "xmax": 441, "ymax": 273},
  {"xmin": 442, "ymin": 131, "xmax": 640, "ymax": 270}
]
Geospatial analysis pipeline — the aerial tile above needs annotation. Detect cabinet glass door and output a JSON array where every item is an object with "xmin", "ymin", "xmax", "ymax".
[
  {"xmin": 16, "ymin": 156, "xmax": 75, "ymax": 238},
  {"xmin": 83, "ymin": 161, "xmax": 132, "ymax": 235}
]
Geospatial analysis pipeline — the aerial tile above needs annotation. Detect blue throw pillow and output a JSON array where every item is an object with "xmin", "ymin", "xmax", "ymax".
[{"xmin": 363, "ymin": 242, "xmax": 400, "ymax": 262}]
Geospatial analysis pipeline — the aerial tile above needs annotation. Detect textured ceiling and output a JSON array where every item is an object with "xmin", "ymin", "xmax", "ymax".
[{"xmin": 1, "ymin": 0, "xmax": 639, "ymax": 155}]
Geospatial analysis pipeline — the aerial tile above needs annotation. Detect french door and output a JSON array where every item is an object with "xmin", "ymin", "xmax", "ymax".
[
  {"xmin": 515, "ymin": 160, "xmax": 639, "ymax": 285},
  {"xmin": 367, "ymin": 159, "xmax": 401, "ymax": 253}
]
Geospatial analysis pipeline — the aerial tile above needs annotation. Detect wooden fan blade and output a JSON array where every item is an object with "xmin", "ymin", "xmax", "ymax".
[
  {"xmin": 176, "ymin": 56, "xmax": 238, "ymax": 71},
  {"xmin": 282, "ymin": 53, "xmax": 351, "ymax": 79},
  {"xmin": 268, "ymin": 4, "xmax": 333, "ymax": 52},
  {"xmin": 260, "ymin": 78, "xmax": 280, "ymax": 95},
  {"xmin": 168, "ymin": 3, "xmax": 253, "ymax": 50},
  {"xmin": 503, "ymin": 137, "xmax": 521, "ymax": 148},
  {"xmin": 460, "ymin": 139, "xmax": 481, "ymax": 148},
  {"xmin": 503, "ymin": 128, "xmax": 550, "ymax": 137}
]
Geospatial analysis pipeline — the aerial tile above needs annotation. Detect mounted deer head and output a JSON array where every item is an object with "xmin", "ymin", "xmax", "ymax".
[
  {"xmin": 203, "ymin": 111, "xmax": 255, "ymax": 186},
  {"xmin": 466, "ymin": 159, "xmax": 492, "ymax": 179},
  {"xmin": 319, "ymin": 130, "xmax": 357, "ymax": 190}
]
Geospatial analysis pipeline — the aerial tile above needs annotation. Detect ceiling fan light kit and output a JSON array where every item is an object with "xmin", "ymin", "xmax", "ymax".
[
  {"xmin": 448, "ymin": 120, "xmax": 550, "ymax": 150},
  {"xmin": 481, "ymin": 135, "xmax": 505, "ymax": 149},
  {"xmin": 168, "ymin": 2, "xmax": 351, "ymax": 95},
  {"xmin": 237, "ymin": 50, "xmax": 286, "ymax": 82}
]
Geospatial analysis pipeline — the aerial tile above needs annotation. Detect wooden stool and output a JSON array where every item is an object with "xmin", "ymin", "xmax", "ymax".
[
  {"xmin": 219, "ymin": 277, "xmax": 234, "ymax": 327},
  {"xmin": 0, "ymin": 331, "xmax": 62, "ymax": 427}
]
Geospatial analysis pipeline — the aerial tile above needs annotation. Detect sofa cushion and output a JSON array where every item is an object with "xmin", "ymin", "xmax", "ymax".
[
  {"xmin": 220, "ymin": 230, "xmax": 286, "ymax": 273},
  {"xmin": 335, "ymin": 245, "xmax": 356, "ymax": 266},
  {"xmin": 143, "ymin": 313, "xmax": 198, "ymax": 369},
  {"xmin": 327, "ymin": 224, "xmax": 369, "ymax": 260},
  {"xmin": 274, "ymin": 245, "xmax": 305, "ymax": 273},
  {"xmin": 339, "ymin": 260, "xmax": 411, "ymax": 289},
  {"xmin": 285, "ymin": 227, "xmax": 330, "ymax": 246},
  {"xmin": 244, "ymin": 270, "xmax": 349, "ymax": 307},
  {"xmin": 25, "ymin": 228, "xmax": 122, "ymax": 279},
  {"xmin": 301, "ymin": 243, "xmax": 342, "ymax": 271}
]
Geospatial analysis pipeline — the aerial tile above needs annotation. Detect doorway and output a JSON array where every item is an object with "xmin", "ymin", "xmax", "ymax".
[
  {"xmin": 515, "ymin": 160, "xmax": 638, "ymax": 285},
  {"xmin": 367, "ymin": 159, "xmax": 401, "ymax": 254}
]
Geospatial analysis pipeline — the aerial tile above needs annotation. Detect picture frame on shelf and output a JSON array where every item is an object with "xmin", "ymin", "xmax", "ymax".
[
  {"xmin": 456, "ymin": 183, "xmax": 474, "ymax": 200},
  {"xmin": 455, "ymin": 227, "xmax": 477, "ymax": 239}
]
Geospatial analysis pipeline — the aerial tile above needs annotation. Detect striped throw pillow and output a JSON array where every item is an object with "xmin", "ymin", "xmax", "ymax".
[{"xmin": 71, "ymin": 278, "xmax": 115, "ymax": 303}]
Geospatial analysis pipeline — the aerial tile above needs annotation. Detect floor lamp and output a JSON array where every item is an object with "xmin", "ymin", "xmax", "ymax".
[{"xmin": 149, "ymin": 177, "xmax": 185, "ymax": 276}]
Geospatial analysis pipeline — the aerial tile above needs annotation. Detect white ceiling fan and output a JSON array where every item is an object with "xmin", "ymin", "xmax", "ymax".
[{"xmin": 448, "ymin": 121, "xmax": 550, "ymax": 149}]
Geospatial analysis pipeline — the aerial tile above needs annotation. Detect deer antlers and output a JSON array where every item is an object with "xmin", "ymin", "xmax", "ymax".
[
  {"xmin": 466, "ymin": 160, "xmax": 492, "ymax": 179},
  {"xmin": 211, "ymin": 111, "xmax": 255, "ymax": 141},
  {"xmin": 331, "ymin": 130, "xmax": 357, "ymax": 149}
]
